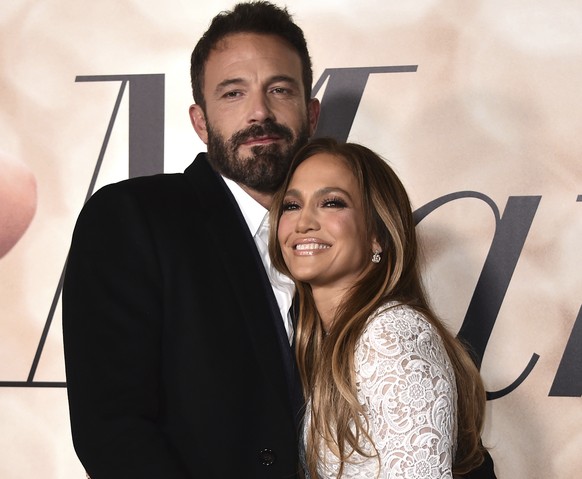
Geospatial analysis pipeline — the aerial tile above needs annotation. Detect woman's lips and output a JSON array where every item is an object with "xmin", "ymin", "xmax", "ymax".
[{"xmin": 292, "ymin": 239, "xmax": 331, "ymax": 255}]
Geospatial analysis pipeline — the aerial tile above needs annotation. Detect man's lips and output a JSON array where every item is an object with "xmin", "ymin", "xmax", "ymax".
[{"xmin": 241, "ymin": 135, "xmax": 281, "ymax": 146}]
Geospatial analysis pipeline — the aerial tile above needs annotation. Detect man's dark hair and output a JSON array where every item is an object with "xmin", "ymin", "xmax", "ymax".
[{"xmin": 190, "ymin": 1, "xmax": 313, "ymax": 109}]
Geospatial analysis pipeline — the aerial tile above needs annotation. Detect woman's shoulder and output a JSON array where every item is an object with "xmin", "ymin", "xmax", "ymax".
[
  {"xmin": 365, "ymin": 301, "xmax": 434, "ymax": 336},
  {"xmin": 357, "ymin": 301, "xmax": 449, "ymax": 363}
]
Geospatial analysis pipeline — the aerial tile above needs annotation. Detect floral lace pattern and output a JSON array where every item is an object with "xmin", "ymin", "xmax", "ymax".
[{"xmin": 309, "ymin": 302, "xmax": 457, "ymax": 478}]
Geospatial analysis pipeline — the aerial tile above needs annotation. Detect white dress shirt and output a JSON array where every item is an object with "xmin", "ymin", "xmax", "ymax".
[{"xmin": 222, "ymin": 176, "xmax": 295, "ymax": 344}]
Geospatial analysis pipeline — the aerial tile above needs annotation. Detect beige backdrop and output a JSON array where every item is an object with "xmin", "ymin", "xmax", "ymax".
[{"xmin": 1, "ymin": 1, "xmax": 581, "ymax": 478}]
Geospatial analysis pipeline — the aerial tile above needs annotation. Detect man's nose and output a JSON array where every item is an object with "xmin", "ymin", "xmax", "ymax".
[{"xmin": 247, "ymin": 92, "xmax": 275, "ymax": 123}]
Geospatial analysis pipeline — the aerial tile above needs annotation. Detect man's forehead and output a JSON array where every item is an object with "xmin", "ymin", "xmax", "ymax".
[
  {"xmin": 209, "ymin": 32, "xmax": 299, "ymax": 62},
  {"xmin": 203, "ymin": 33, "xmax": 303, "ymax": 85}
]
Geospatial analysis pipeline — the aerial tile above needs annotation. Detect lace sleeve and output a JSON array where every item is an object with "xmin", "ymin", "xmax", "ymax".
[{"xmin": 355, "ymin": 304, "xmax": 457, "ymax": 479}]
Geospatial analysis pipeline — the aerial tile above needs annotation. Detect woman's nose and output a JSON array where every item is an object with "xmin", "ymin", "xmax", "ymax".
[{"xmin": 295, "ymin": 206, "xmax": 319, "ymax": 233}]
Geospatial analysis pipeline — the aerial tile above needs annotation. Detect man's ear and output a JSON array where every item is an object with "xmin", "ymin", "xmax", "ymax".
[
  {"xmin": 307, "ymin": 98, "xmax": 320, "ymax": 136},
  {"xmin": 189, "ymin": 104, "xmax": 208, "ymax": 144}
]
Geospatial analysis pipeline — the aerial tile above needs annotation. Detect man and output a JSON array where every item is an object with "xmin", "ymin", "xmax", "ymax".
[{"xmin": 62, "ymin": 2, "xmax": 319, "ymax": 478}]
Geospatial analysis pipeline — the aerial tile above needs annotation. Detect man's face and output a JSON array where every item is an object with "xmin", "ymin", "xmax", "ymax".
[{"xmin": 190, "ymin": 33, "xmax": 319, "ymax": 195}]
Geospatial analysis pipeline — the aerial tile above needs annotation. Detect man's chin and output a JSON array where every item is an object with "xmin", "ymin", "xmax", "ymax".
[{"xmin": 232, "ymin": 145, "xmax": 286, "ymax": 167}]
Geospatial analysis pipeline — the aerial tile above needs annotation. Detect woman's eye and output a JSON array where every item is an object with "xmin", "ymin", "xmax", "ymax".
[
  {"xmin": 282, "ymin": 201, "xmax": 300, "ymax": 211},
  {"xmin": 322, "ymin": 198, "xmax": 347, "ymax": 208}
]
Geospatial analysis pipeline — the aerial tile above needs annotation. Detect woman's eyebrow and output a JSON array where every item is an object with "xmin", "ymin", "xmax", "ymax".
[{"xmin": 284, "ymin": 186, "xmax": 353, "ymax": 199}]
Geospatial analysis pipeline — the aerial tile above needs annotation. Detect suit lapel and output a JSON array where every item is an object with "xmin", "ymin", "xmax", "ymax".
[{"xmin": 184, "ymin": 155, "xmax": 292, "ymax": 411}]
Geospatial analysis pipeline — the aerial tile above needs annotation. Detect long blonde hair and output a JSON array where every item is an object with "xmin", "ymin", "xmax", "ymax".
[{"xmin": 270, "ymin": 138, "xmax": 486, "ymax": 478}]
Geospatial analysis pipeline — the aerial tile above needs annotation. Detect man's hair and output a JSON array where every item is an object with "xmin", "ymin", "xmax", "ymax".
[{"xmin": 190, "ymin": 1, "xmax": 313, "ymax": 109}]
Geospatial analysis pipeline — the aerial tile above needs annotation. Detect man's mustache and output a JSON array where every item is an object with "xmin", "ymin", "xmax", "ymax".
[{"xmin": 231, "ymin": 121, "xmax": 294, "ymax": 148}]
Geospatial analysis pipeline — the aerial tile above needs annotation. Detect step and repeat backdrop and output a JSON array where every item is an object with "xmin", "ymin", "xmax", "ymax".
[{"xmin": 1, "ymin": 1, "xmax": 581, "ymax": 477}]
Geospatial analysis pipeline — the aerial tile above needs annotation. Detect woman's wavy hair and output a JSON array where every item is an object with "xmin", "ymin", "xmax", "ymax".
[{"xmin": 269, "ymin": 137, "xmax": 486, "ymax": 478}]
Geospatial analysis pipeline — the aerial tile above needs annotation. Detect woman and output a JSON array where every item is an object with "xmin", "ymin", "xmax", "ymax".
[{"xmin": 269, "ymin": 138, "xmax": 486, "ymax": 478}]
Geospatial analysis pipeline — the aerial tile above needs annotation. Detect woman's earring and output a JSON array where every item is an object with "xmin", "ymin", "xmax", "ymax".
[{"xmin": 371, "ymin": 251, "xmax": 381, "ymax": 264}]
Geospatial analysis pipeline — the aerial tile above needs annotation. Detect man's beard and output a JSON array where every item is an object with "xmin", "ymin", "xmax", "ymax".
[{"xmin": 206, "ymin": 119, "xmax": 310, "ymax": 194}]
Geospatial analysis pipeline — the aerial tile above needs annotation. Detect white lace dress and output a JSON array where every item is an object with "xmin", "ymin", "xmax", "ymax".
[{"xmin": 306, "ymin": 302, "xmax": 457, "ymax": 479}]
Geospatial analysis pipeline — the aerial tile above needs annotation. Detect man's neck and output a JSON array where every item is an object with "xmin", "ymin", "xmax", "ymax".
[{"xmin": 239, "ymin": 183, "xmax": 273, "ymax": 210}]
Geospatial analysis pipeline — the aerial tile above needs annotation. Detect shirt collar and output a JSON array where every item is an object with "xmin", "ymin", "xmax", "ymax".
[{"xmin": 221, "ymin": 176, "xmax": 267, "ymax": 237}]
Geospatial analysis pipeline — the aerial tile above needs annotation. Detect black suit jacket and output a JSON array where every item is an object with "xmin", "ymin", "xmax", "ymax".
[{"xmin": 63, "ymin": 154, "xmax": 300, "ymax": 478}]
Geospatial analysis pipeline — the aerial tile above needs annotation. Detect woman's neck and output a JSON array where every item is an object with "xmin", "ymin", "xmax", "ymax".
[{"xmin": 311, "ymin": 286, "xmax": 344, "ymax": 333}]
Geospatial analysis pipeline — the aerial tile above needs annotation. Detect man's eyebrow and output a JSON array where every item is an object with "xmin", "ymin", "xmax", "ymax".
[
  {"xmin": 214, "ymin": 75, "xmax": 301, "ymax": 97},
  {"xmin": 268, "ymin": 75, "xmax": 300, "ymax": 87},
  {"xmin": 214, "ymin": 77, "xmax": 245, "ymax": 94}
]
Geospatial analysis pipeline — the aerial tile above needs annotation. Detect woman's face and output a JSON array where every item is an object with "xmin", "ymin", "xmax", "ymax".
[{"xmin": 278, "ymin": 152, "xmax": 374, "ymax": 292}]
